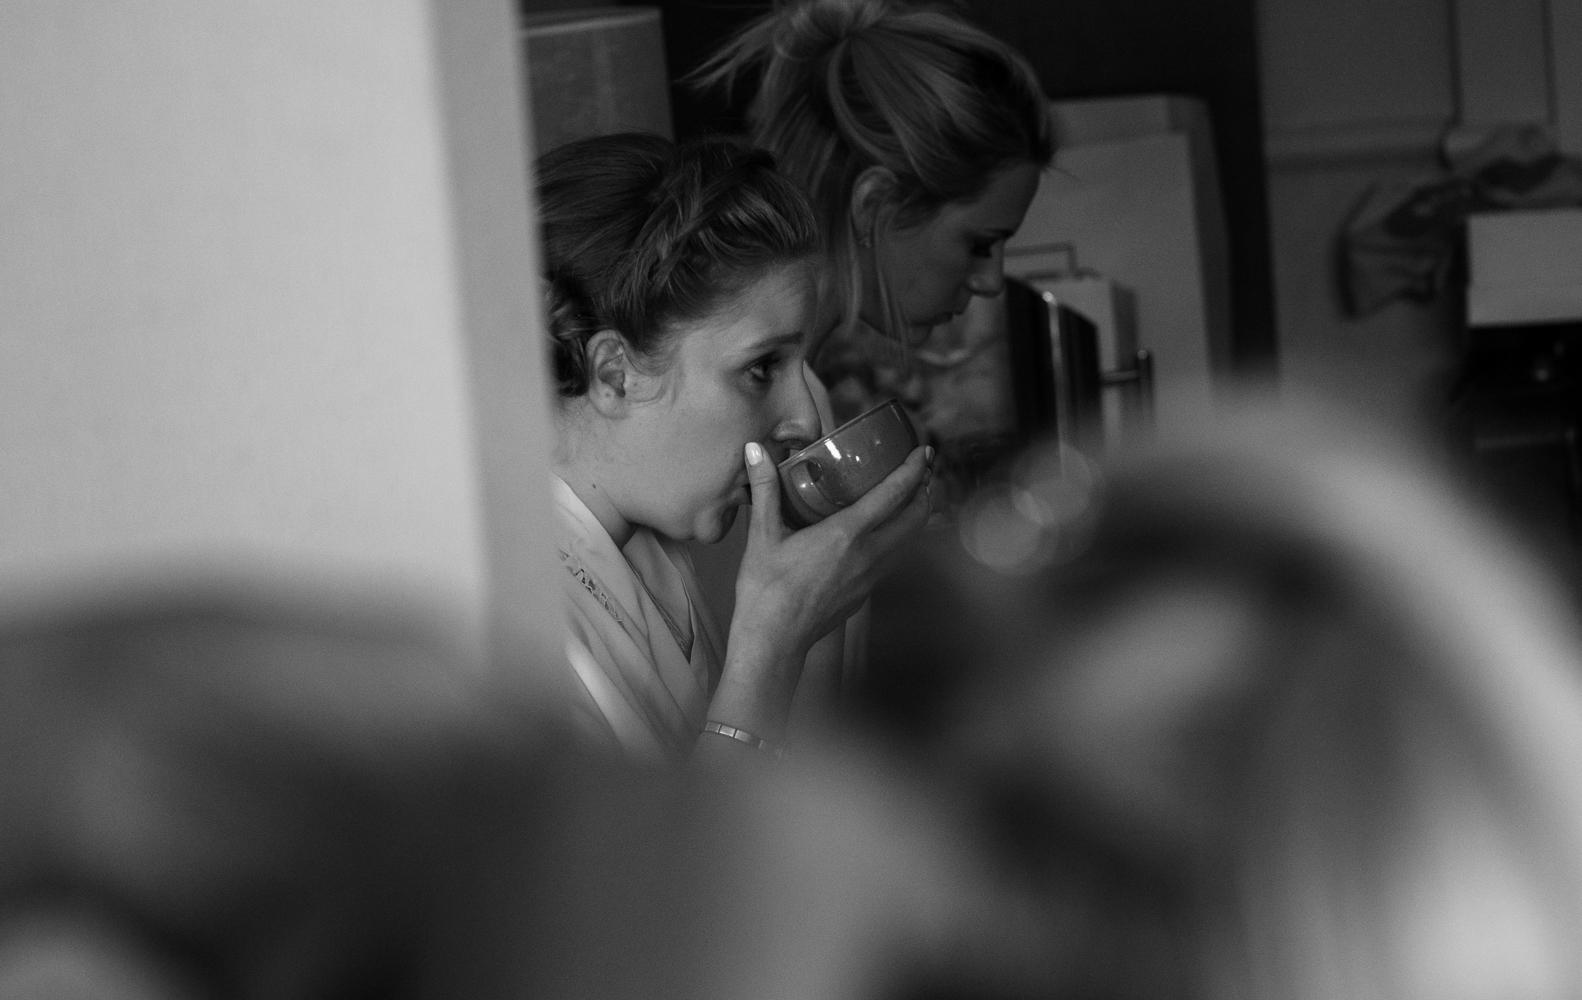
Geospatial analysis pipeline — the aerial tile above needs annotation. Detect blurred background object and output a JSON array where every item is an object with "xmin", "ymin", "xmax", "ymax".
[
  {"xmin": 1467, "ymin": 205, "xmax": 1582, "ymax": 327},
  {"xmin": 519, "ymin": 6, "xmax": 673, "ymax": 153},
  {"xmin": 1258, "ymin": 0, "xmax": 1582, "ymax": 494},
  {"xmin": 1007, "ymin": 95, "xmax": 1231, "ymax": 432},
  {"xmin": 1017, "ymin": 246, "xmax": 1150, "ymax": 453}
]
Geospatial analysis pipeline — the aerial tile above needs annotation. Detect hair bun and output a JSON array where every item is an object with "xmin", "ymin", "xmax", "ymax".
[
  {"xmin": 690, "ymin": 0, "xmax": 894, "ymax": 95},
  {"xmin": 779, "ymin": 0, "xmax": 890, "ymax": 53}
]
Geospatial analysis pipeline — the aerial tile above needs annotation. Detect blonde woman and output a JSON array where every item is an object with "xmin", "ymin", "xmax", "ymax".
[{"xmin": 699, "ymin": 0, "xmax": 1053, "ymax": 355}]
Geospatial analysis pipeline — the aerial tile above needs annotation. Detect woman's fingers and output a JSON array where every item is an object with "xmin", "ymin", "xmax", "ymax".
[
  {"xmin": 731, "ymin": 444, "xmax": 931, "ymax": 653},
  {"xmin": 742, "ymin": 441, "xmax": 787, "ymax": 546}
]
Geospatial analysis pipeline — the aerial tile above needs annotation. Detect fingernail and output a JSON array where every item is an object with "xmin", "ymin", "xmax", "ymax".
[
  {"xmin": 745, "ymin": 442, "xmax": 764, "ymax": 466},
  {"xmin": 925, "ymin": 446, "xmax": 935, "ymax": 463}
]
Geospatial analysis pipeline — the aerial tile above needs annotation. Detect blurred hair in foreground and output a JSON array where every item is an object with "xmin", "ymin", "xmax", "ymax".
[
  {"xmin": 899, "ymin": 399, "xmax": 1582, "ymax": 999},
  {"xmin": 0, "ymin": 589, "xmax": 1024, "ymax": 1000},
  {"xmin": 3, "ymin": 400, "xmax": 1582, "ymax": 1000}
]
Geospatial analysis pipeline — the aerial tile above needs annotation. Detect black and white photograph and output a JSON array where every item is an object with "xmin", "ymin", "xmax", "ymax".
[{"xmin": 5, "ymin": 0, "xmax": 1582, "ymax": 996}]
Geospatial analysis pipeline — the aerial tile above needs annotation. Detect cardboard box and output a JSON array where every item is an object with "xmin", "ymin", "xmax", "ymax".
[{"xmin": 1467, "ymin": 208, "xmax": 1582, "ymax": 326}]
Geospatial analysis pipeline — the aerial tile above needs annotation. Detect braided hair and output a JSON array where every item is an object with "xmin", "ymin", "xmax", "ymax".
[
  {"xmin": 693, "ymin": 0, "xmax": 1053, "ymax": 344},
  {"xmin": 536, "ymin": 133, "xmax": 820, "ymax": 397}
]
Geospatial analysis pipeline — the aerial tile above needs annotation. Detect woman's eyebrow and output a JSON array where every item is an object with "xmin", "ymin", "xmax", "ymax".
[{"xmin": 734, "ymin": 330, "xmax": 805, "ymax": 356}]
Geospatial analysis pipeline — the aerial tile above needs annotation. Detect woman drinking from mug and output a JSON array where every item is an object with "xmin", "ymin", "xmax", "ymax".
[{"xmin": 542, "ymin": 133, "xmax": 932, "ymax": 766}]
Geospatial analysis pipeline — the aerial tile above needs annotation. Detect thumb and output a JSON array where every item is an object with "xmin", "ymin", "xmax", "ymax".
[{"xmin": 743, "ymin": 441, "xmax": 786, "ymax": 543}]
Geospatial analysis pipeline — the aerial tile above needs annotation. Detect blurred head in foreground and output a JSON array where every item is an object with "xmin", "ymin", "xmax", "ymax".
[
  {"xmin": 6, "ymin": 406, "xmax": 1582, "ymax": 1000},
  {"xmin": 0, "ymin": 590, "xmax": 535, "ymax": 1000},
  {"xmin": 0, "ymin": 588, "xmax": 1011, "ymax": 1000},
  {"xmin": 932, "ymin": 409, "xmax": 1582, "ymax": 1000}
]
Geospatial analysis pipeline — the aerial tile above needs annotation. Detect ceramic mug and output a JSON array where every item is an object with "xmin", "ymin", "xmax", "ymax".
[{"xmin": 778, "ymin": 399, "xmax": 919, "ymax": 528}]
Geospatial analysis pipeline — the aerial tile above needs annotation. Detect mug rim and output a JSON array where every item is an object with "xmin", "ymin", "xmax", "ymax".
[{"xmin": 776, "ymin": 398, "xmax": 910, "ymax": 471}]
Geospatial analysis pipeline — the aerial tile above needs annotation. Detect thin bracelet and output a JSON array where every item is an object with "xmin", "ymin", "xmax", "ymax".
[{"xmin": 701, "ymin": 721, "xmax": 784, "ymax": 761}]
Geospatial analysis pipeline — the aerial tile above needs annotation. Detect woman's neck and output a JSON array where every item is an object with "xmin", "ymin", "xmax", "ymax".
[
  {"xmin": 555, "ymin": 462, "xmax": 637, "ymax": 548},
  {"xmin": 554, "ymin": 408, "xmax": 638, "ymax": 547}
]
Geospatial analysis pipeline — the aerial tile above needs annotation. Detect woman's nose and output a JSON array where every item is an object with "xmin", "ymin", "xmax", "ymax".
[
  {"xmin": 772, "ymin": 370, "xmax": 824, "ymax": 449},
  {"xmin": 967, "ymin": 247, "xmax": 1006, "ymax": 297}
]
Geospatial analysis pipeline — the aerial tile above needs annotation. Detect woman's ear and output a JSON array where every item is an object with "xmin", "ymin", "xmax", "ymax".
[
  {"xmin": 584, "ymin": 330, "xmax": 632, "ymax": 415},
  {"xmin": 849, "ymin": 166, "xmax": 898, "ymax": 248}
]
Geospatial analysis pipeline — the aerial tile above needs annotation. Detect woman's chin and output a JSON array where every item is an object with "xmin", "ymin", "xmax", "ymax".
[{"xmin": 691, "ymin": 503, "xmax": 740, "ymax": 545}]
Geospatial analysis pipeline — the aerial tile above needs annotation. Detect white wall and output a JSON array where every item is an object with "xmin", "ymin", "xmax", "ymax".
[
  {"xmin": 0, "ymin": 0, "xmax": 560, "ymax": 677},
  {"xmin": 1260, "ymin": 0, "xmax": 1454, "ymax": 159}
]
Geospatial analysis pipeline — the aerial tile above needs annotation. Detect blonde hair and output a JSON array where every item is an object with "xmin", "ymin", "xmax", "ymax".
[{"xmin": 694, "ymin": 0, "xmax": 1052, "ymax": 345}]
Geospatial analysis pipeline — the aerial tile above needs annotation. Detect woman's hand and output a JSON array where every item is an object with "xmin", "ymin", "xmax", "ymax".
[
  {"xmin": 737, "ymin": 440, "xmax": 931, "ymax": 653},
  {"xmin": 701, "ymin": 441, "xmax": 931, "ymax": 751}
]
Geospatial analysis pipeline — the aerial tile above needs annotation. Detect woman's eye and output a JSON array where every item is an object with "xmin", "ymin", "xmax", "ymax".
[
  {"xmin": 747, "ymin": 358, "xmax": 776, "ymax": 384},
  {"xmin": 970, "ymin": 239, "xmax": 998, "ymax": 258}
]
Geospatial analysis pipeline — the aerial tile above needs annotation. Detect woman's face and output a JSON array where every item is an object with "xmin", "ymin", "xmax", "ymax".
[
  {"xmin": 614, "ymin": 263, "xmax": 823, "ymax": 543},
  {"xmin": 866, "ymin": 161, "xmax": 1041, "ymax": 341}
]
